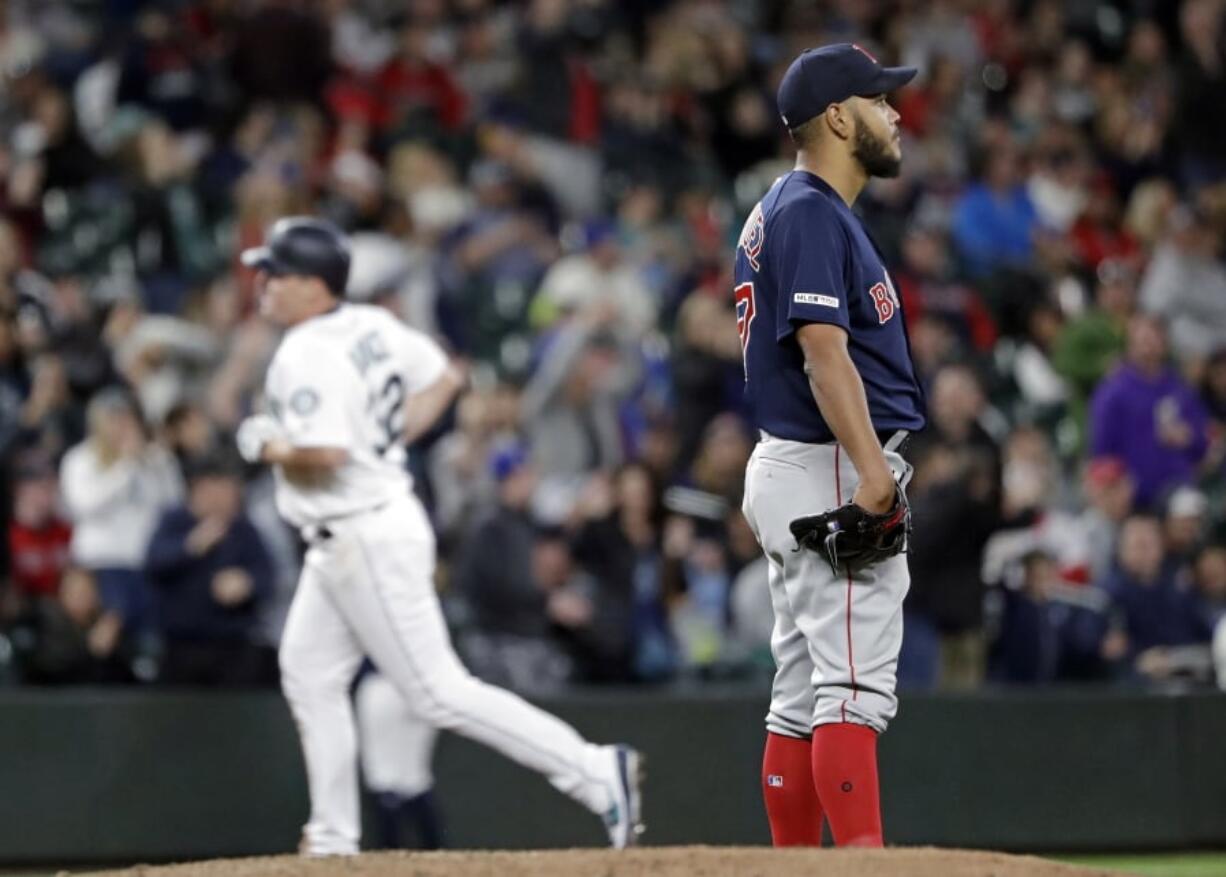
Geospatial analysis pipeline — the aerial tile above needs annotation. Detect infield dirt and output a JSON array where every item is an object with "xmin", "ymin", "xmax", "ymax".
[{"xmin": 79, "ymin": 845, "xmax": 1125, "ymax": 876}]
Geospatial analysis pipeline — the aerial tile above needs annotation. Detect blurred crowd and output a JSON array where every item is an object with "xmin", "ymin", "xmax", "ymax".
[{"xmin": 2, "ymin": 0, "xmax": 1226, "ymax": 693}]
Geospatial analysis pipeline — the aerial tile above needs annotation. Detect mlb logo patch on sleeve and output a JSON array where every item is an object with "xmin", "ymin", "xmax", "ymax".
[{"xmin": 794, "ymin": 292, "xmax": 839, "ymax": 308}]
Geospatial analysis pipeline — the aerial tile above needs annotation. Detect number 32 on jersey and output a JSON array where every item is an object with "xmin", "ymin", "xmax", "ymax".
[
  {"xmin": 350, "ymin": 331, "xmax": 406, "ymax": 456},
  {"xmin": 735, "ymin": 281, "xmax": 756, "ymax": 380}
]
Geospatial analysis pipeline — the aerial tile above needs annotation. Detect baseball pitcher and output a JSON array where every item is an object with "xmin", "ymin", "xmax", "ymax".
[
  {"xmin": 237, "ymin": 217, "xmax": 643, "ymax": 855},
  {"xmin": 736, "ymin": 44, "xmax": 925, "ymax": 847}
]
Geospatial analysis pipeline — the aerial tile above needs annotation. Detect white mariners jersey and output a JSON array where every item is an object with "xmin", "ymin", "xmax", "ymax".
[{"xmin": 264, "ymin": 303, "xmax": 447, "ymax": 529}]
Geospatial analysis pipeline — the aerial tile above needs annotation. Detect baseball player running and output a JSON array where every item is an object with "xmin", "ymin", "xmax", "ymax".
[
  {"xmin": 354, "ymin": 670, "xmax": 442, "ymax": 849},
  {"xmin": 736, "ymin": 44, "xmax": 925, "ymax": 847},
  {"xmin": 236, "ymin": 217, "xmax": 643, "ymax": 855}
]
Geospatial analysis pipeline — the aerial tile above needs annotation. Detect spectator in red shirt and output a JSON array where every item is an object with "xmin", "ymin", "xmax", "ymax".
[
  {"xmin": 375, "ymin": 17, "xmax": 467, "ymax": 135},
  {"xmin": 1069, "ymin": 173, "xmax": 1142, "ymax": 273},
  {"xmin": 6, "ymin": 452, "xmax": 71, "ymax": 605}
]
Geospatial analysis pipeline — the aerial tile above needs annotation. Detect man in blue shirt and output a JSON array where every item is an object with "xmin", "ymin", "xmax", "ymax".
[
  {"xmin": 145, "ymin": 453, "xmax": 275, "ymax": 686},
  {"xmin": 738, "ymin": 43, "xmax": 925, "ymax": 848}
]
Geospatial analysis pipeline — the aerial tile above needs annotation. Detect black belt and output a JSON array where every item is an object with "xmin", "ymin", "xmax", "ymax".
[{"xmin": 302, "ymin": 501, "xmax": 391, "ymax": 544}]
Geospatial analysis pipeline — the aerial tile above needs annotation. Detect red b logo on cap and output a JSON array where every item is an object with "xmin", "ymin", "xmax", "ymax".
[{"xmin": 851, "ymin": 43, "xmax": 878, "ymax": 64}]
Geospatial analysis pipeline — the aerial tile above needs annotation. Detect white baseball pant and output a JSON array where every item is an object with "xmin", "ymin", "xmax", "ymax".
[
  {"xmin": 355, "ymin": 672, "xmax": 437, "ymax": 798},
  {"xmin": 279, "ymin": 495, "xmax": 616, "ymax": 855}
]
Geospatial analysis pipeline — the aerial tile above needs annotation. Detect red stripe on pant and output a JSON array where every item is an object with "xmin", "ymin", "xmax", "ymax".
[
  {"xmin": 821, "ymin": 447, "xmax": 883, "ymax": 847},
  {"xmin": 834, "ymin": 445, "xmax": 858, "ymax": 721}
]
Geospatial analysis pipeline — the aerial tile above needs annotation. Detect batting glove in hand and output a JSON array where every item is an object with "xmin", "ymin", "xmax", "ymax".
[
  {"xmin": 236, "ymin": 414, "xmax": 284, "ymax": 464},
  {"xmin": 789, "ymin": 484, "xmax": 911, "ymax": 576}
]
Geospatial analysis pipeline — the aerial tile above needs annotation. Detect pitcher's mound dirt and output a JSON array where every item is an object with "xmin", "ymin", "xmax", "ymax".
[{"xmin": 82, "ymin": 845, "xmax": 1124, "ymax": 876}]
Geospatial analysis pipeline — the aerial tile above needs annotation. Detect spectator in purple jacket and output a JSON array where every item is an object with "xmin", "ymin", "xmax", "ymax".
[{"xmin": 1088, "ymin": 314, "xmax": 1209, "ymax": 509}]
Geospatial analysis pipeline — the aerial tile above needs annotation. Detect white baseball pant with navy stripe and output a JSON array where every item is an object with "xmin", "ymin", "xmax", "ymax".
[
  {"xmin": 354, "ymin": 672, "xmax": 438, "ymax": 798},
  {"xmin": 741, "ymin": 432, "xmax": 912, "ymax": 737},
  {"xmin": 279, "ymin": 494, "xmax": 615, "ymax": 855}
]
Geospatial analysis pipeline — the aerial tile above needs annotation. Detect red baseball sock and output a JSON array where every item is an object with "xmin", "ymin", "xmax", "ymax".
[
  {"xmin": 811, "ymin": 722, "xmax": 883, "ymax": 847},
  {"xmin": 762, "ymin": 732, "xmax": 824, "ymax": 846}
]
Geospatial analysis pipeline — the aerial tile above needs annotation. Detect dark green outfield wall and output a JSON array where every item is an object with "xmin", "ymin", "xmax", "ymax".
[{"xmin": 1, "ymin": 688, "xmax": 1224, "ymax": 863}]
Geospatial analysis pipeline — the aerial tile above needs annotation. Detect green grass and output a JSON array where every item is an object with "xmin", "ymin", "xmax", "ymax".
[{"xmin": 1056, "ymin": 852, "xmax": 1226, "ymax": 876}]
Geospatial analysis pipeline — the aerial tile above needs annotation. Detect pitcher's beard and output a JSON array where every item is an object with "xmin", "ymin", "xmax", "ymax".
[{"xmin": 853, "ymin": 124, "xmax": 901, "ymax": 178}]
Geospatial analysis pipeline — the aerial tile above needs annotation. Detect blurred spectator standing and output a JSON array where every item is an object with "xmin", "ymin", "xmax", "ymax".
[
  {"xmin": 951, "ymin": 135, "xmax": 1038, "ymax": 278},
  {"xmin": 4, "ymin": 452, "xmax": 70, "ymax": 617},
  {"xmin": 1198, "ymin": 348, "xmax": 1226, "ymax": 486},
  {"xmin": 59, "ymin": 388, "xmax": 181, "ymax": 646},
  {"xmin": 1170, "ymin": 0, "xmax": 1226, "ymax": 188},
  {"xmin": 145, "ymin": 453, "xmax": 274, "ymax": 687},
  {"xmin": 726, "ymin": 508, "xmax": 772, "ymax": 675},
  {"xmin": 569, "ymin": 465, "xmax": 669, "ymax": 682},
  {"xmin": 160, "ymin": 399, "xmax": 219, "ymax": 474},
  {"xmin": 1163, "ymin": 485, "xmax": 1210, "ymax": 569},
  {"xmin": 1052, "ymin": 260, "xmax": 1136, "ymax": 448},
  {"xmin": 531, "ymin": 526, "xmax": 630, "ymax": 685},
  {"xmin": 982, "ymin": 426, "xmax": 1089, "ymax": 587},
  {"xmin": 1192, "ymin": 543, "xmax": 1226, "ymax": 633},
  {"xmin": 453, "ymin": 441, "xmax": 572, "ymax": 692},
  {"xmin": 903, "ymin": 365, "xmax": 1000, "ymax": 690},
  {"xmin": 670, "ymin": 287, "xmax": 744, "ymax": 469},
  {"xmin": 1089, "ymin": 315, "xmax": 1209, "ymax": 510},
  {"xmin": 115, "ymin": 7, "xmax": 210, "ymax": 134},
  {"xmin": 1101, "ymin": 514, "xmax": 1215, "ymax": 683},
  {"xmin": 106, "ymin": 288, "xmax": 221, "ymax": 424},
  {"xmin": 893, "ymin": 223, "xmax": 997, "ymax": 363},
  {"xmin": 114, "ymin": 117, "xmax": 220, "ymax": 314},
  {"xmin": 1138, "ymin": 203, "xmax": 1226, "ymax": 364},
  {"xmin": 990, "ymin": 549, "xmax": 1111, "ymax": 684},
  {"xmin": 439, "ymin": 158, "xmax": 558, "ymax": 362},
  {"xmin": 9, "ymin": 566, "xmax": 135, "ymax": 685},
  {"xmin": 229, "ymin": 0, "xmax": 332, "ymax": 108},
  {"xmin": 659, "ymin": 415, "xmax": 752, "ymax": 674},
  {"xmin": 532, "ymin": 219, "xmax": 657, "ymax": 339},
  {"xmin": 1074, "ymin": 457, "xmax": 1136, "ymax": 584},
  {"xmin": 426, "ymin": 387, "xmax": 509, "ymax": 547},
  {"xmin": 519, "ymin": 317, "xmax": 633, "ymax": 518}
]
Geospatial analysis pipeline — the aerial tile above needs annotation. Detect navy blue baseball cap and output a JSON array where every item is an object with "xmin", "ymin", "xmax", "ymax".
[
  {"xmin": 241, "ymin": 216, "xmax": 352, "ymax": 297},
  {"xmin": 777, "ymin": 43, "xmax": 917, "ymax": 129}
]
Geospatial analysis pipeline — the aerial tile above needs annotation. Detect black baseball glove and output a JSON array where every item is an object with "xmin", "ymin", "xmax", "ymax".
[{"xmin": 789, "ymin": 484, "xmax": 911, "ymax": 576}]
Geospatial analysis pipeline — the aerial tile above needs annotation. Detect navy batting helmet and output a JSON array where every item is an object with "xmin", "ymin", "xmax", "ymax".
[{"xmin": 241, "ymin": 216, "xmax": 351, "ymax": 297}]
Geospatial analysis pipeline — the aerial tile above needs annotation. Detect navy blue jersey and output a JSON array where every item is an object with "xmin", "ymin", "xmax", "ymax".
[{"xmin": 734, "ymin": 170, "xmax": 926, "ymax": 443}]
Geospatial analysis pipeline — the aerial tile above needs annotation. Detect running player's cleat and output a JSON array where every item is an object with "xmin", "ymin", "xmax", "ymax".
[{"xmin": 602, "ymin": 745, "xmax": 645, "ymax": 848}]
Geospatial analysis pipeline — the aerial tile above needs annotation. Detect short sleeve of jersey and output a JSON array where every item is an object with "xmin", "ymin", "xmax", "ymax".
[
  {"xmin": 772, "ymin": 197, "xmax": 851, "ymax": 338},
  {"xmin": 266, "ymin": 342, "xmax": 353, "ymax": 447},
  {"xmin": 392, "ymin": 321, "xmax": 449, "ymax": 394}
]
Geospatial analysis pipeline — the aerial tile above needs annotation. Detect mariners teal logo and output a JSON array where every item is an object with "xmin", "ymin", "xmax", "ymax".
[{"xmin": 290, "ymin": 387, "xmax": 320, "ymax": 416}]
